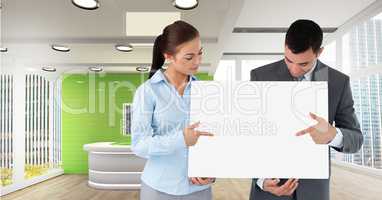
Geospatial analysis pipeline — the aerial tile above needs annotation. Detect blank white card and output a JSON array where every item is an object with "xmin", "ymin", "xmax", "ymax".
[{"xmin": 188, "ymin": 81, "xmax": 329, "ymax": 179}]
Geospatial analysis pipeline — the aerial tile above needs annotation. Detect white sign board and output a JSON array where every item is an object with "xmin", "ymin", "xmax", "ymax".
[{"xmin": 188, "ymin": 81, "xmax": 329, "ymax": 179}]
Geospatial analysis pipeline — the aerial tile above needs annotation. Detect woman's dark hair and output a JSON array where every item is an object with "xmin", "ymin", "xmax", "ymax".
[
  {"xmin": 285, "ymin": 19, "xmax": 323, "ymax": 54},
  {"xmin": 149, "ymin": 20, "xmax": 200, "ymax": 78}
]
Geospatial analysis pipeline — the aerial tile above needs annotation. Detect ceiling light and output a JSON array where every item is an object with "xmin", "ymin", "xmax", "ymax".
[
  {"xmin": 115, "ymin": 44, "xmax": 133, "ymax": 52},
  {"xmin": 0, "ymin": 47, "xmax": 7, "ymax": 52},
  {"xmin": 89, "ymin": 66, "xmax": 103, "ymax": 72},
  {"xmin": 72, "ymin": 0, "xmax": 99, "ymax": 10},
  {"xmin": 173, "ymin": 0, "xmax": 198, "ymax": 10},
  {"xmin": 51, "ymin": 44, "xmax": 70, "ymax": 52},
  {"xmin": 125, "ymin": 12, "xmax": 180, "ymax": 36},
  {"xmin": 136, "ymin": 66, "xmax": 149, "ymax": 72},
  {"xmin": 42, "ymin": 66, "xmax": 56, "ymax": 72}
]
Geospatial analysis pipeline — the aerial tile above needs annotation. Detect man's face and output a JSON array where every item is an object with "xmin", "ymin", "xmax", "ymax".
[{"xmin": 284, "ymin": 45, "xmax": 323, "ymax": 78}]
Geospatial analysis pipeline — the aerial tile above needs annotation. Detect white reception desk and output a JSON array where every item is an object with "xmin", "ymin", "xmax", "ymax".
[{"xmin": 83, "ymin": 142, "xmax": 146, "ymax": 190}]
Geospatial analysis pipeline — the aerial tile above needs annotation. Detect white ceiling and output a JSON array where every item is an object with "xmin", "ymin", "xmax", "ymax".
[
  {"xmin": 2, "ymin": 0, "xmax": 229, "ymax": 38},
  {"xmin": 1, "ymin": 0, "xmax": 230, "ymax": 74},
  {"xmin": 236, "ymin": 0, "xmax": 376, "ymax": 27},
  {"xmin": 0, "ymin": 0, "xmax": 380, "ymax": 75},
  {"xmin": 225, "ymin": 0, "xmax": 377, "ymax": 54}
]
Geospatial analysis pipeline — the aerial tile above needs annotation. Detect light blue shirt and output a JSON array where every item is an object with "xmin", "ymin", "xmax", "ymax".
[{"xmin": 131, "ymin": 69, "xmax": 210, "ymax": 195}]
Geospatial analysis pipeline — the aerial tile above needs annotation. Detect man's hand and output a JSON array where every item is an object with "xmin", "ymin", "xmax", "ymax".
[
  {"xmin": 296, "ymin": 112, "xmax": 337, "ymax": 144},
  {"xmin": 190, "ymin": 177, "xmax": 215, "ymax": 185},
  {"xmin": 263, "ymin": 178, "xmax": 298, "ymax": 197}
]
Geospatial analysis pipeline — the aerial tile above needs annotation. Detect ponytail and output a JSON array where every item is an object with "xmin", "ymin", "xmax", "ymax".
[
  {"xmin": 148, "ymin": 21, "xmax": 199, "ymax": 79},
  {"xmin": 149, "ymin": 35, "xmax": 165, "ymax": 79}
]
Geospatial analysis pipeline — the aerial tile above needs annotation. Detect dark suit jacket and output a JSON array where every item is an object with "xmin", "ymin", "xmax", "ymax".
[{"xmin": 249, "ymin": 59, "xmax": 363, "ymax": 200}]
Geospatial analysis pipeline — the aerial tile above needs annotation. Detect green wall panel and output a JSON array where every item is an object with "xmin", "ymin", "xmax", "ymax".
[
  {"xmin": 61, "ymin": 73, "xmax": 147, "ymax": 173},
  {"xmin": 61, "ymin": 72, "xmax": 212, "ymax": 174},
  {"xmin": 195, "ymin": 73, "xmax": 213, "ymax": 80}
]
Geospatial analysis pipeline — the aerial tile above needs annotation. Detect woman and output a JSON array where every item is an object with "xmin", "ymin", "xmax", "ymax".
[{"xmin": 131, "ymin": 20, "xmax": 215, "ymax": 200}]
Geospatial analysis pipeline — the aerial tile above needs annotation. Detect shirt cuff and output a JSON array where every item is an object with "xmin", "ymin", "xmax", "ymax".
[
  {"xmin": 328, "ymin": 128, "xmax": 344, "ymax": 148},
  {"xmin": 256, "ymin": 178, "xmax": 265, "ymax": 190}
]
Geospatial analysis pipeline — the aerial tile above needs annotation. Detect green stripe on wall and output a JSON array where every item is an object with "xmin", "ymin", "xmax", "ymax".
[{"xmin": 61, "ymin": 72, "xmax": 213, "ymax": 174}]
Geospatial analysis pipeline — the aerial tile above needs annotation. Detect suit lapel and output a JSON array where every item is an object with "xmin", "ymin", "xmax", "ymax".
[
  {"xmin": 313, "ymin": 60, "xmax": 334, "ymax": 124},
  {"xmin": 312, "ymin": 60, "xmax": 329, "ymax": 81}
]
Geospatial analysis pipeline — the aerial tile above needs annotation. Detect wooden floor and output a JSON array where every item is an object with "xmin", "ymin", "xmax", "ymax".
[{"xmin": 3, "ymin": 165, "xmax": 382, "ymax": 200}]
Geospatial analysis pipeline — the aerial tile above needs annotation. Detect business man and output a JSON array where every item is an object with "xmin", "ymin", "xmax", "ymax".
[{"xmin": 249, "ymin": 19, "xmax": 363, "ymax": 200}]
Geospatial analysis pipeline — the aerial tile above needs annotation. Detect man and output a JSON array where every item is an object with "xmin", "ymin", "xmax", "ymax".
[{"xmin": 249, "ymin": 19, "xmax": 363, "ymax": 200}]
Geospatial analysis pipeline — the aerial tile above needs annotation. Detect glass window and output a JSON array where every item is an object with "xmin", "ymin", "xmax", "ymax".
[
  {"xmin": 213, "ymin": 60, "xmax": 236, "ymax": 81},
  {"xmin": 241, "ymin": 60, "xmax": 276, "ymax": 81},
  {"xmin": 332, "ymin": 12, "xmax": 382, "ymax": 170},
  {"xmin": 320, "ymin": 41, "xmax": 336, "ymax": 69}
]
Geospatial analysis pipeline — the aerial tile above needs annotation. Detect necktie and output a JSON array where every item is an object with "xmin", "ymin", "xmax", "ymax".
[{"xmin": 294, "ymin": 75, "xmax": 306, "ymax": 81}]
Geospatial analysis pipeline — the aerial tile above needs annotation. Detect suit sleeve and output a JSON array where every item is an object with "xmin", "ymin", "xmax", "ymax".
[{"xmin": 333, "ymin": 76, "xmax": 363, "ymax": 153}]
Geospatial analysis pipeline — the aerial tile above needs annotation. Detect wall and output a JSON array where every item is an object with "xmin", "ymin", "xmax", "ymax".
[{"xmin": 61, "ymin": 72, "xmax": 213, "ymax": 174}]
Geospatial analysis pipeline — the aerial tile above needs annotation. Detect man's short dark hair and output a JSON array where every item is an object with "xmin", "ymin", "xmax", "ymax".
[{"xmin": 285, "ymin": 19, "xmax": 323, "ymax": 54}]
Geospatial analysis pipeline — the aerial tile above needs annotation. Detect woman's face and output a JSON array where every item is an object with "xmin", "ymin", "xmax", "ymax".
[{"xmin": 165, "ymin": 36, "xmax": 203, "ymax": 76}]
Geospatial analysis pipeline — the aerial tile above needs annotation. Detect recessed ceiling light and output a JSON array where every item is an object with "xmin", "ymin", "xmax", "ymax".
[
  {"xmin": 72, "ymin": 0, "xmax": 99, "ymax": 10},
  {"xmin": 51, "ymin": 44, "xmax": 70, "ymax": 52},
  {"xmin": 0, "ymin": 47, "xmax": 7, "ymax": 52},
  {"xmin": 115, "ymin": 44, "xmax": 133, "ymax": 52},
  {"xmin": 136, "ymin": 66, "xmax": 149, "ymax": 72},
  {"xmin": 173, "ymin": 0, "xmax": 198, "ymax": 10},
  {"xmin": 89, "ymin": 66, "xmax": 103, "ymax": 72},
  {"xmin": 42, "ymin": 66, "xmax": 56, "ymax": 72}
]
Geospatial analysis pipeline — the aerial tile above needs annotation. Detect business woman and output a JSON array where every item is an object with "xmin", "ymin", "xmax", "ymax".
[{"xmin": 131, "ymin": 20, "xmax": 214, "ymax": 200}]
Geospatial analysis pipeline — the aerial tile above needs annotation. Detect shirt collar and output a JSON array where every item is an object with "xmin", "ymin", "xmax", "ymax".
[
  {"xmin": 302, "ymin": 59, "xmax": 317, "ymax": 81},
  {"xmin": 150, "ymin": 69, "xmax": 197, "ymax": 84}
]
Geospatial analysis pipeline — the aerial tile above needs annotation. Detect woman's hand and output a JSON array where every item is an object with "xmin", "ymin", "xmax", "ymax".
[
  {"xmin": 184, "ymin": 122, "xmax": 213, "ymax": 146},
  {"xmin": 190, "ymin": 177, "xmax": 216, "ymax": 185}
]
